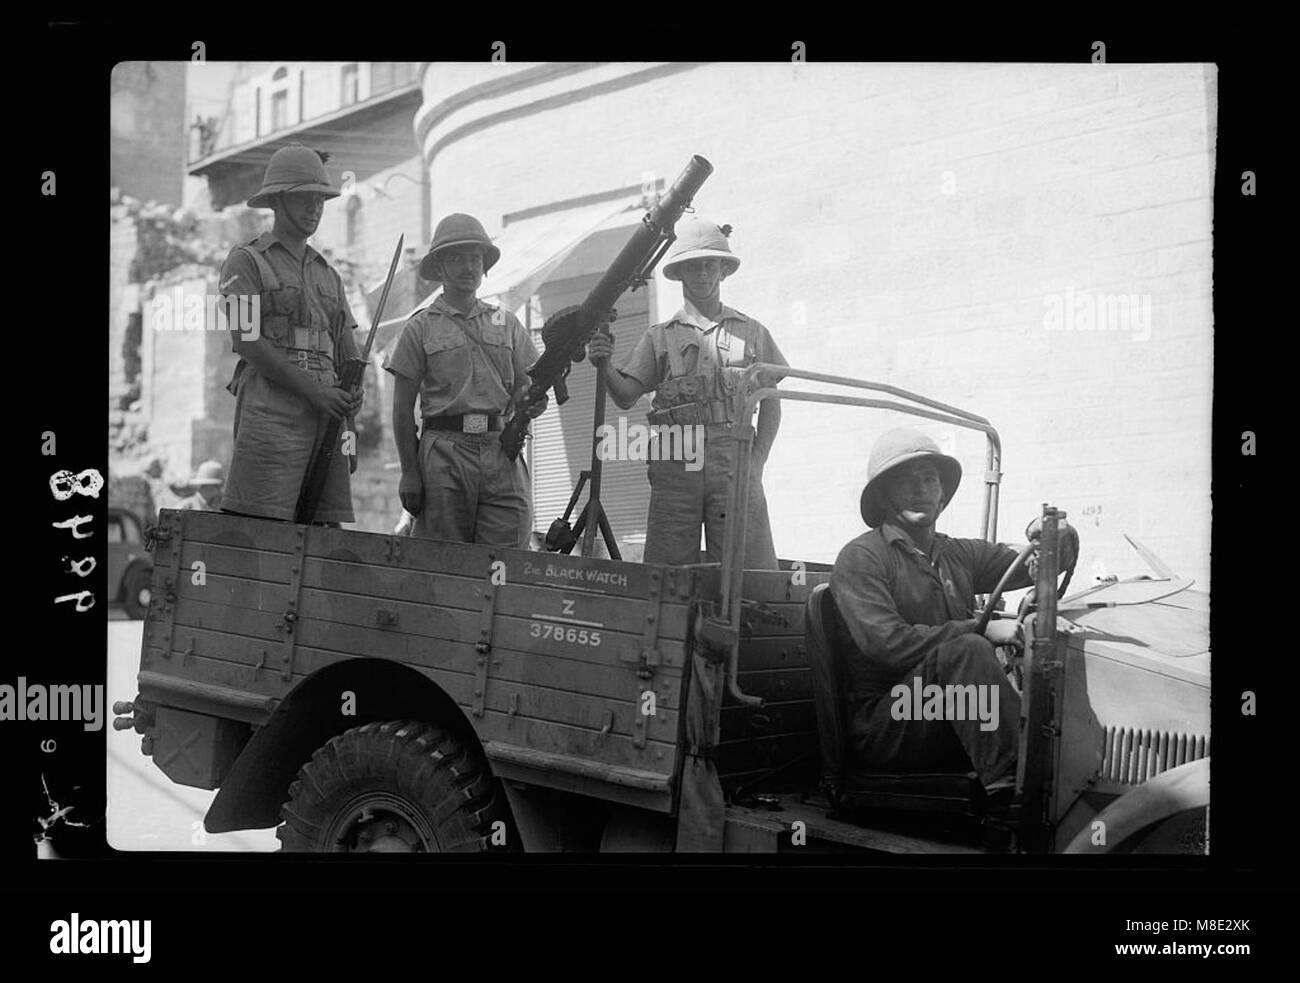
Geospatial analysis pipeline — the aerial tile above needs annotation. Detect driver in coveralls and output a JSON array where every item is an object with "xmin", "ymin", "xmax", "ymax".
[
  {"xmin": 830, "ymin": 428, "xmax": 1079, "ymax": 805},
  {"xmin": 218, "ymin": 145, "xmax": 362, "ymax": 524},
  {"xmin": 586, "ymin": 217, "xmax": 786, "ymax": 567},
  {"xmin": 386, "ymin": 214, "xmax": 546, "ymax": 547}
]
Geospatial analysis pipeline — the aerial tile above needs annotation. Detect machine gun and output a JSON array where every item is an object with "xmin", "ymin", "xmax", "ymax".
[
  {"xmin": 294, "ymin": 235, "xmax": 404, "ymax": 525},
  {"xmin": 499, "ymin": 155, "xmax": 714, "ymax": 462}
]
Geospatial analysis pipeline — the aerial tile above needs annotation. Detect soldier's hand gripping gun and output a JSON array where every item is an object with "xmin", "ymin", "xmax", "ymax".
[
  {"xmin": 500, "ymin": 155, "xmax": 714, "ymax": 461},
  {"xmin": 294, "ymin": 235, "xmax": 404, "ymax": 524}
]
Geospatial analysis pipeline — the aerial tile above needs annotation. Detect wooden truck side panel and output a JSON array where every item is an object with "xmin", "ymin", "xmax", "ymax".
[
  {"xmin": 141, "ymin": 510, "xmax": 699, "ymax": 814},
  {"xmin": 708, "ymin": 568, "xmax": 830, "ymax": 793}
]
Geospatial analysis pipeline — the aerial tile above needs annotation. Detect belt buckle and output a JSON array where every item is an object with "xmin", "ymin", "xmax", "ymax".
[{"xmin": 463, "ymin": 413, "xmax": 488, "ymax": 434}]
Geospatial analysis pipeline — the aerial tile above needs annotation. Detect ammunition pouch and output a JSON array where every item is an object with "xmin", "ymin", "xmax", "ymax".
[{"xmin": 651, "ymin": 372, "xmax": 734, "ymax": 426}]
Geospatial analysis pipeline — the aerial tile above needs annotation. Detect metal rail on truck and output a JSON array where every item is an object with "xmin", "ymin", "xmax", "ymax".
[{"xmin": 715, "ymin": 364, "xmax": 1004, "ymax": 707}]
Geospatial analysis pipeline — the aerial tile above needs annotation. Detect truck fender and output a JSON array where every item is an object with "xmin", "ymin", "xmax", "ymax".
[
  {"xmin": 205, "ymin": 659, "xmax": 480, "ymax": 834},
  {"xmin": 1062, "ymin": 757, "xmax": 1209, "ymax": 854}
]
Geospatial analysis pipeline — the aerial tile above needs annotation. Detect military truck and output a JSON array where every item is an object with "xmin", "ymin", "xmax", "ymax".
[{"xmin": 113, "ymin": 365, "xmax": 1209, "ymax": 854}]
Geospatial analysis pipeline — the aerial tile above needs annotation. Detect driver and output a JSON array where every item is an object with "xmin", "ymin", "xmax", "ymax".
[{"xmin": 828, "ymin": 427, "xmax": 1078, "ymax": 802}]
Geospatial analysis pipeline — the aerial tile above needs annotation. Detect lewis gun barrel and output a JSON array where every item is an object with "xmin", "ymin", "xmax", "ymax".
[{"xmin": 500, "ymin": 154, "xmax": 714, "ymax": 460}]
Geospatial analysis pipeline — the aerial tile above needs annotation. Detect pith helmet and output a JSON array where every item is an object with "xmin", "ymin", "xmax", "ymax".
[
  {"xmin": 247, "ymin": 145, "xmax": 339, "ymax": 209},
  {"xmin": 419, "ymin": 213, "xmax": 501, "ymax": 281},
  {"xmin": 190, "ymin": 460, "xmax": 225, "ymax": 486},
  {"xmin": 662, "ymin": 216, "xmax": 741, "ymax": 281},
  {"xmin": 859, "ymin": 428, "xmax": 962, "ymax": 527}
]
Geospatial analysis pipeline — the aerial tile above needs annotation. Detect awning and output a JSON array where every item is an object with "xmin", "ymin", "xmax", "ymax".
[{"xmin": 374, "ymin": 195, "xmax": 641, "ymax": 357}]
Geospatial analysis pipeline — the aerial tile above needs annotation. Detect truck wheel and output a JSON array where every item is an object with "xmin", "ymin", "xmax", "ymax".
[
  {"xmin": 122, "ymin": 566, "xmax": 152, "ymax": 620},
  {"xmin": 276, "ymin": 720, "xmax": 509, "ymax": 853}
]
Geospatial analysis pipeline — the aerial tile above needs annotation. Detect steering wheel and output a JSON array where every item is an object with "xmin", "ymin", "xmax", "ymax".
[{"xmin": 973, "ymin": 542, "xmax": 1035, "ymax": 637}]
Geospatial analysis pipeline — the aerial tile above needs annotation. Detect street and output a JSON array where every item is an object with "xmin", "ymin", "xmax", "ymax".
[{"xmin": 107, "ymin": 613, "xmax": 277, "ymax": 852}]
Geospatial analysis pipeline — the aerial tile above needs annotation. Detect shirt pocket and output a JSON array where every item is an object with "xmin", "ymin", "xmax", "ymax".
[
  {"xmin": 476, "ymin": 321, "xmax": 515, "ymax": 388},
  {"xmin": 422, "ymin": 325, "xmax": 471, "ymax": 378}
]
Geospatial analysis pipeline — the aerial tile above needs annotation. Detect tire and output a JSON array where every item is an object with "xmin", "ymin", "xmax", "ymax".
[
  {"xmin": 276, "ymin": 720, "xmax": 510, "ymax": 853},
  {"xmin": 122, "ymin": 565, "xmax": 152, "ymax": 620}
]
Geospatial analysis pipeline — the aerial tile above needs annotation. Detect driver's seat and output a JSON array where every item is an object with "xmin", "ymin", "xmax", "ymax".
[{"xmin": 805, "ymin": 583, "xmax": 987, "ymax": 818}]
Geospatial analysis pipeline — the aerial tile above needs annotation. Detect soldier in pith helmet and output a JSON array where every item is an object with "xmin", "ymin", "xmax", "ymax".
[
  {"xmin": 385, "ymin": 213, "xmax": 547, "ymax": 546},
  {"xmin": 586, "ymin": 216, "xmax": 786, "ymax": 567},
  {"xmin": 830, "ymin": 427, "xmax": 1080, "ymax": 802},
  {"xmin": 217, "ymin": 144, "xmax": 363, "ymax": 525}
]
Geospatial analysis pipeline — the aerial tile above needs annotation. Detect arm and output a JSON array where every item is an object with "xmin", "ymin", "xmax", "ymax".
[
  {"xmin": 830, "ymin": 540, "xmax": 980, "ymax": 680},
  {"xmin": 391, "ymin": 372, "xmax": 422, "ymax": 514},
  {"xmin": 600, "ymin": 360, "xmax": 648, "ymax": 410},
  {"xmin": 752, "ymin": 321, "xmax": 786, "ymax": 458},
  {"xmin": 384, "ymin": 319, "xmax": 427, "ymax": 515},
  {"xmin": 223, "ymin": 251, "xmax": 350, "ymax": 419},
  {"xmin": 588, "ymin": 330, "xmax": 653, "ymax": 409}
]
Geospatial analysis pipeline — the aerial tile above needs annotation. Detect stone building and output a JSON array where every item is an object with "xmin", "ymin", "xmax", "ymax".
[{"xmin": 411, "ymin": 63, "xmax": 1215, "ymax": 587}]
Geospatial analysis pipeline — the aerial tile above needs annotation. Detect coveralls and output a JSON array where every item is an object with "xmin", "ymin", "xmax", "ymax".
[
  {"xmin": 384, "ymin": 295, "xmax": 538, "ymax": 547},
  {"xmin": 218, "ymin": 231, "xmax": 359, "ymax": 523},
  {"xmin": 829, "ymin": 521, "xmax": 1031, "ymax": 785},
  {"xmin": 618, "ymin": 302, "xmax": 786, "ymax": 568}
]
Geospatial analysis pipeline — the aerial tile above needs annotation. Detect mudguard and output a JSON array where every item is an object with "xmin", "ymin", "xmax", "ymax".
[{"xmin": 1062, "ymin": 757, "xmax": 1209, "ymax": 854}]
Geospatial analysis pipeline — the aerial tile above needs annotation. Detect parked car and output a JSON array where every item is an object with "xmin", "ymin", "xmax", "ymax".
[{"xmin": 108, "ymin": 507, "xmax": 153, "ymax": 619}]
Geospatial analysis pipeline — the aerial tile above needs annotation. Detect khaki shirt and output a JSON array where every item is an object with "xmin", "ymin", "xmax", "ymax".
[
  {"xmin": 218, "ymin": 230, "xmax": 359, "ymax": 375},
  {"xmin": 618, "ymin": 302, "xmax": 787, "ymax": 397},
  {"xmin": 384, "ymin": 295, "xmax": 538, "ymax": 419}
]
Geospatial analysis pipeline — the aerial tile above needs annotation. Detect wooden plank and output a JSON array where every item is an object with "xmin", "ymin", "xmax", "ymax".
[
  {"xmin": 145, "ymin": 646, "xmax": 679, "ymax": 766},
  {"xmin": 736, "ymin": 570, "xmax": 832, "ymax": 605},
  {"xmin": 474, "ymin": 713, "xmax": 678, "ymax": 776},
  {"xmin": 151, "ymin": 623, "xmax": 683, "ymax": 742},
  {"xmin": 180, "ymin": 542, "xmax": 292, "ymax": 586},
  {"xmin": 181, "ymin": 510, "xmax": 704, "ymax": 603},
  {"xmin": 737, "ymin": 637, "xmax": 811, "ymax": 671},
  {"xmin": 171, "ymin": 593, "xmax": 689, "ymax": 673},
  {"xmin": 724, "ymin": 797, "xmax": 985, "ymax": 854},
  {"xmin": 732, "ymin": 667, "xmax": 813, "ymax": 702},
  {"xmin": 296, "ymin": 558, "xmax": 696, "ymax": 640},
  {"xmin": 488, "ymin": 751, "xmax": 674, "ymax": 814},
  {"xmin": 153, "ymin": 615, "xmax": 684, "ymax": 710}
]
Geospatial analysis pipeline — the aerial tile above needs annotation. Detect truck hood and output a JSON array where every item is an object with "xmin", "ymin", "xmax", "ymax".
[{"xmin": 1058, "ymin": 578, "xmax": 1209, "ymax": 739}]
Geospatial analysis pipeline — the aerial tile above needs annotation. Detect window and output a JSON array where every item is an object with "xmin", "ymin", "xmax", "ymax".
[
  {"xmin": 271, "ymin": 89, "xmax": 288, "ymax": 131},
  {"xmin": 341, "ymin": 63, "xmax": 359, "ymax": 106},
  {"xmin": 269, "ymin": 66, "xmax": 291, "ymax": 132},
  {"xmin": 107, "ymin": 518, "xmax": 124, "ymax": 544}
]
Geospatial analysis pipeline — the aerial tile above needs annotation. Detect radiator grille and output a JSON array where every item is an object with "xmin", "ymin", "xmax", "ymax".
[{"xmin": 1101, "ymin": 727, "xmax": 1209, "ymax": 785}]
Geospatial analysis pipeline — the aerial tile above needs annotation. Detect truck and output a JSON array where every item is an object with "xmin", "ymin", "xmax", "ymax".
[{"xmin": 113, "ymin": 364, "xmax": 1209, "ymax": 855}]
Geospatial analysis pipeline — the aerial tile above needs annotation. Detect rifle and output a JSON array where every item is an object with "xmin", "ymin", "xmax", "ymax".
[
  {"xmin": 294, "ymin": 234, "xmax": 404, "ymax": 524},
  {"xmin": 500, "ymin": 155, "xmax": 714, "ymax": 461}
]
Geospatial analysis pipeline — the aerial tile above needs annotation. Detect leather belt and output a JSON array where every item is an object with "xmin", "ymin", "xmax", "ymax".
[{"xmin": 423, "ymin": 413, "xmax": 503, "ymax": 433}]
